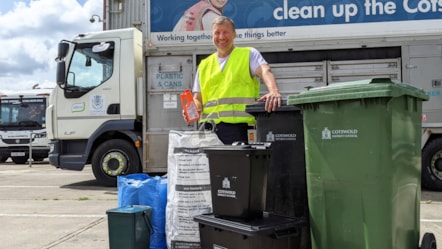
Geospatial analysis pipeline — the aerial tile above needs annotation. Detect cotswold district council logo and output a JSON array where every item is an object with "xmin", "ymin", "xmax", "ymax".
[
  {"xmin": 322, "ymin": 127, "xmax": 331, "ymax": 140},
  {"xmin": 321, "ymin": 127, "xmax": 359, "ymax": 139},
  {"xmin": 222, "ymin": 177, "xmax": 230, "ymax": 189},
  {"xmin": 91, "ymin": 95, "xmax": 104, "ymax": 110}
]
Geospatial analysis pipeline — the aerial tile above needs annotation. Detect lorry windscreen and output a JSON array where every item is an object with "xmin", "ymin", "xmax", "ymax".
[{"xmin": 0, "ymin": 98, "xmax": 46, "ymax": 129}]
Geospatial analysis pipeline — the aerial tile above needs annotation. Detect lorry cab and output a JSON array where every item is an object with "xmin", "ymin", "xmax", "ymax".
[
  {"xmin": 48, "ymin": 29, "xmax": 145, "ymax": 186},
  {"xmin": 0, "ymin": 88, "xmax": 52, "ymax": 164}
]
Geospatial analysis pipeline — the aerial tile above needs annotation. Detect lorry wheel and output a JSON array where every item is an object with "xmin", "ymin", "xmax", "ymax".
[
  {"xmin": 422, "ymin": 138, "xmax": 442, "ymax": 191},
  {"xmin": 91, "ymin": 139, "xmax": 141, "ymax": 187},
  {"xmin": 12, "ymin": 156, "xmax": 28, "ymax": 164},
  {"xmin": 421, "ymin": 232, "xmax": 437, "ymax": 249}
]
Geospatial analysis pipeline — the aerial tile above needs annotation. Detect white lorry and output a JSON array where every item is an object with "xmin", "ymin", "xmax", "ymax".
[
  {"xmin": 0, "ymin": 88, "xmax": 52, "ymax": 164},
  {"xmin": 47, "ymin": 0, "xmax": 442, "ymax": 188}
]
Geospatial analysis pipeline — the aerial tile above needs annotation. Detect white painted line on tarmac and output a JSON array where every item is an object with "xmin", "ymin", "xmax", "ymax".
[
  {"xmin": 0, "ymin": 213, "xmax": 105, "ymax": 218},
  {"xmin": 0, "ymin": 185, "xmax": 59, "ymax": 188},
  {"xmin": 421, "ymin": 219, "xmax": 442, "ymax": 223}
]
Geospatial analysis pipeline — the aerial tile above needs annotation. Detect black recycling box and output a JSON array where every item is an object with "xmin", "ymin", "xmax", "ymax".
[
  {"xmin": 246, "ymin": 102, "xmax": 311, "ymax": 249},
  {"xmin": 245, "ymin": 101, "xmax": 308, "ymax": 219},
  {"xmin": 204, "ymin": 144, "xmax": 271, "ymax": 220},
  {"xmin": 194, "ymin": 213, "xmax": 304, "ymax": 249}
]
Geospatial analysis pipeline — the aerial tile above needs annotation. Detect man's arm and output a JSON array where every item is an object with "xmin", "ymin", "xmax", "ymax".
[
  {"xmin": 193, "ymin": 92, "xmax": 203, "ymax": 113},
  {"xmin": 255, "ymin": 64, "xmax": 281, "ymax": 112}
]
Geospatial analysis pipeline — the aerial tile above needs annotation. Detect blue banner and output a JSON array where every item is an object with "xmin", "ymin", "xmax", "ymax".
[{"xmin": 151, "ymin": 0, "xmax": 442, "ymax": 32}]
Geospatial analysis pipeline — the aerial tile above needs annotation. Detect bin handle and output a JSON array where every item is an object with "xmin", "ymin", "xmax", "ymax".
[
  {"xmin": 272, "ymin": 226, "xmax": 300, "ymax": 239},
  {"xmin": 272, "ymin": 217, "xmax": 307, "ymax": 239},
  {"xmin": 198, "ymin": 119, "xmax": 216, "ymax": 132}
]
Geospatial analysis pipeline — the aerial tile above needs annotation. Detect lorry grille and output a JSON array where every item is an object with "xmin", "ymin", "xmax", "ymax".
[{"xmin": 2, "ymin": 139, "xmax": 34, "ymax": 144}]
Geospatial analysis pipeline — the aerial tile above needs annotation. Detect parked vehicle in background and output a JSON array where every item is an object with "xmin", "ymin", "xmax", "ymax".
[
  {"xmin": 0, "ymin": 87, "xmax": 52, "ymax": 164},
  {"xmin": 48, "ymin": 0, "xmax": 442, "ymax": 188}
]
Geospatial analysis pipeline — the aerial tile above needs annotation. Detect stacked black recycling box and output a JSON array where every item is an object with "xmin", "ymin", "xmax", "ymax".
[{"xmin": 194, "ymin": 101, "xmax": 310, "ymax": 249}]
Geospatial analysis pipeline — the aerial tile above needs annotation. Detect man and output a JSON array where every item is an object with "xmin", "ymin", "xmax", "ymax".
[{"xmin": 189, "ymin": 16, "xmax": 281, "ymax": 144}]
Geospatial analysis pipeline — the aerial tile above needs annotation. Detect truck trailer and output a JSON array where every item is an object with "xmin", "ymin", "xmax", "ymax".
[
  {"xmin": 47, "ymin": 0, "xmax": 442, "ymax": 188},
  {"xmin": 0, "ymin": 88, "xmax": 52, "ymax": 164}
]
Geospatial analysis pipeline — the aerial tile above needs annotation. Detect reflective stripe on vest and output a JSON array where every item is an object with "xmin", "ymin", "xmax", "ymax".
[
  {"xmin": 203, "ymin": 97, "xmax": 256, "ymax": 108},
  {"xmin": 199, "ymin": 47, "xmax": 259, "ymax": 125}
]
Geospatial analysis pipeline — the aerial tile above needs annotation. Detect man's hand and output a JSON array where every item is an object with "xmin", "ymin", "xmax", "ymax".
[
  {"xmin": 255, "ymin": 64, "xmax": 281, "ymax": 112},
  {"xmin": 182, "ymin": 92, "xmax": 202, "ymax": 123},
  {"xmin": 257, "ymin": 92, "xmax": 282, "ymax": 112}
]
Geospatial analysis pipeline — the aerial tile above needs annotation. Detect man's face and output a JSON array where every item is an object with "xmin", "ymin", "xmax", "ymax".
[
  {"xmin": 210, "ymin": 0, "xmax": 228, "ymax": 9},
  {"xmin": 212, "ymin": 22, "xmax": 235, "ymax": 53}
]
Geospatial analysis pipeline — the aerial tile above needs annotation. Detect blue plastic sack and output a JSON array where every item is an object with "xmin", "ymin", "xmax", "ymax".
[
  {"xmin": 117, "ymin": 173, "xmax": 168, "ymax": 249},
  {"xmin": 117, "ymin": 173, "xmax": 147, "ymax": 207}
]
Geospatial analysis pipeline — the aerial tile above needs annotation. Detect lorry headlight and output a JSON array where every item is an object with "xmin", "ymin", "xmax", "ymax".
[{"xmin": 33, "ymin": 132, "xmax": 47, "ymax": 138}]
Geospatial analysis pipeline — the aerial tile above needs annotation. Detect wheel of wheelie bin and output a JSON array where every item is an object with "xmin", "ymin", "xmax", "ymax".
[{"xmin": 421, "ymin": 232, "xmax": 437, "ymax": 249}]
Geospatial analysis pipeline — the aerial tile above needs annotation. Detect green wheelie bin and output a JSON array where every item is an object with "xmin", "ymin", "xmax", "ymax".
[
  {"xmin": 106, "ymin": 205, "xmax": 152, "ymax": 249},
  {"xmin": 287, "ymin": 78, "xmax": 436, "ymax": 249}
]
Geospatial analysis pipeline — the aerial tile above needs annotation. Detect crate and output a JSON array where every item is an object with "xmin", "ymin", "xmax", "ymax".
[{"xmin": 194, "ymin": 213, "xmax": 304, "ymax": 249}]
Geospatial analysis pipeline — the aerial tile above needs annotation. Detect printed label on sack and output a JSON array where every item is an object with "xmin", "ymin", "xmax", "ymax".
[
  {"xmin": 171, "ymin": 240, "xmax": 202, "ymax": 249},
  {"xmin": 170, "ymin": 152, "xmax": 212, "ymax": 241}
]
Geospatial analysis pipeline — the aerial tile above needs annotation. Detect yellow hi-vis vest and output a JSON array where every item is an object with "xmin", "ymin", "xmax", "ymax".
[{"xmin": 199, "ymin": 47, "xmax": 259, "ymax": 125}]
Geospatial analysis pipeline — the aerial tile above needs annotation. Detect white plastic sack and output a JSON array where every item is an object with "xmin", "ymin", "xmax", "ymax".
[{"xmin": 166, "ymin": 130, "xmax": 223, "ymax": 249}]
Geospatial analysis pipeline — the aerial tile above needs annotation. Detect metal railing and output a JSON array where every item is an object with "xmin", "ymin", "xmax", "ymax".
[{"xmin": 28, "ymin": 132, "xmax": 46, "ymax": 167}]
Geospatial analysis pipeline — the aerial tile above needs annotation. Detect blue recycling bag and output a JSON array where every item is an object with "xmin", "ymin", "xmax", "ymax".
[{"xmin": 117, "ymin": 173, "xmax": 168, "ymax": 249}]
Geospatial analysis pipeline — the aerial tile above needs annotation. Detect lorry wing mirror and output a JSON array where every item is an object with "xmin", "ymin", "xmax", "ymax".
[
  {"xmin": 58, "ymin": 41, "xmax": 70, "ymax": 58},
  {"xmin": 56, "ymin": 61, "xmax": 66, "ymax": 88},
  {"xmin": 92, "ymin": 42, "xmax": 111, "ymax": 53}
]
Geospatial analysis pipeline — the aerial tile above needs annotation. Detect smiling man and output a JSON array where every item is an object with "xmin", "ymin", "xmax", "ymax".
[{"xmin": 188, "ymin": 16, "xmax": 282, "ymax": 144}]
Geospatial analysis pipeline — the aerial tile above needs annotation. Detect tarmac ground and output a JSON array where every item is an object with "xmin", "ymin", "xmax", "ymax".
[
  {"xmin": 1, "ymin": 161, "xmax": 442, "ymax": 249},
  {"xmin": 1, "ymin": 161, "xmax": 115, "ymax": 249}
]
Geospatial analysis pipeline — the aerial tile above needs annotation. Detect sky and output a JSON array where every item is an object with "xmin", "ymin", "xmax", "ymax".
[{"xmin": 0, "ymin": 0, "xmax": 103, "ymax": 91}]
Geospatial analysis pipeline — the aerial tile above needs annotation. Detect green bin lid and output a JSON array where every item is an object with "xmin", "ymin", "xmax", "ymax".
[
  {"xmin": 287, "ymin": 78, "xmax": 429, "ymax": 106},
  {"xmin": 106, "ymin": 205, "xmax": 152, "ymax": 214}
]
